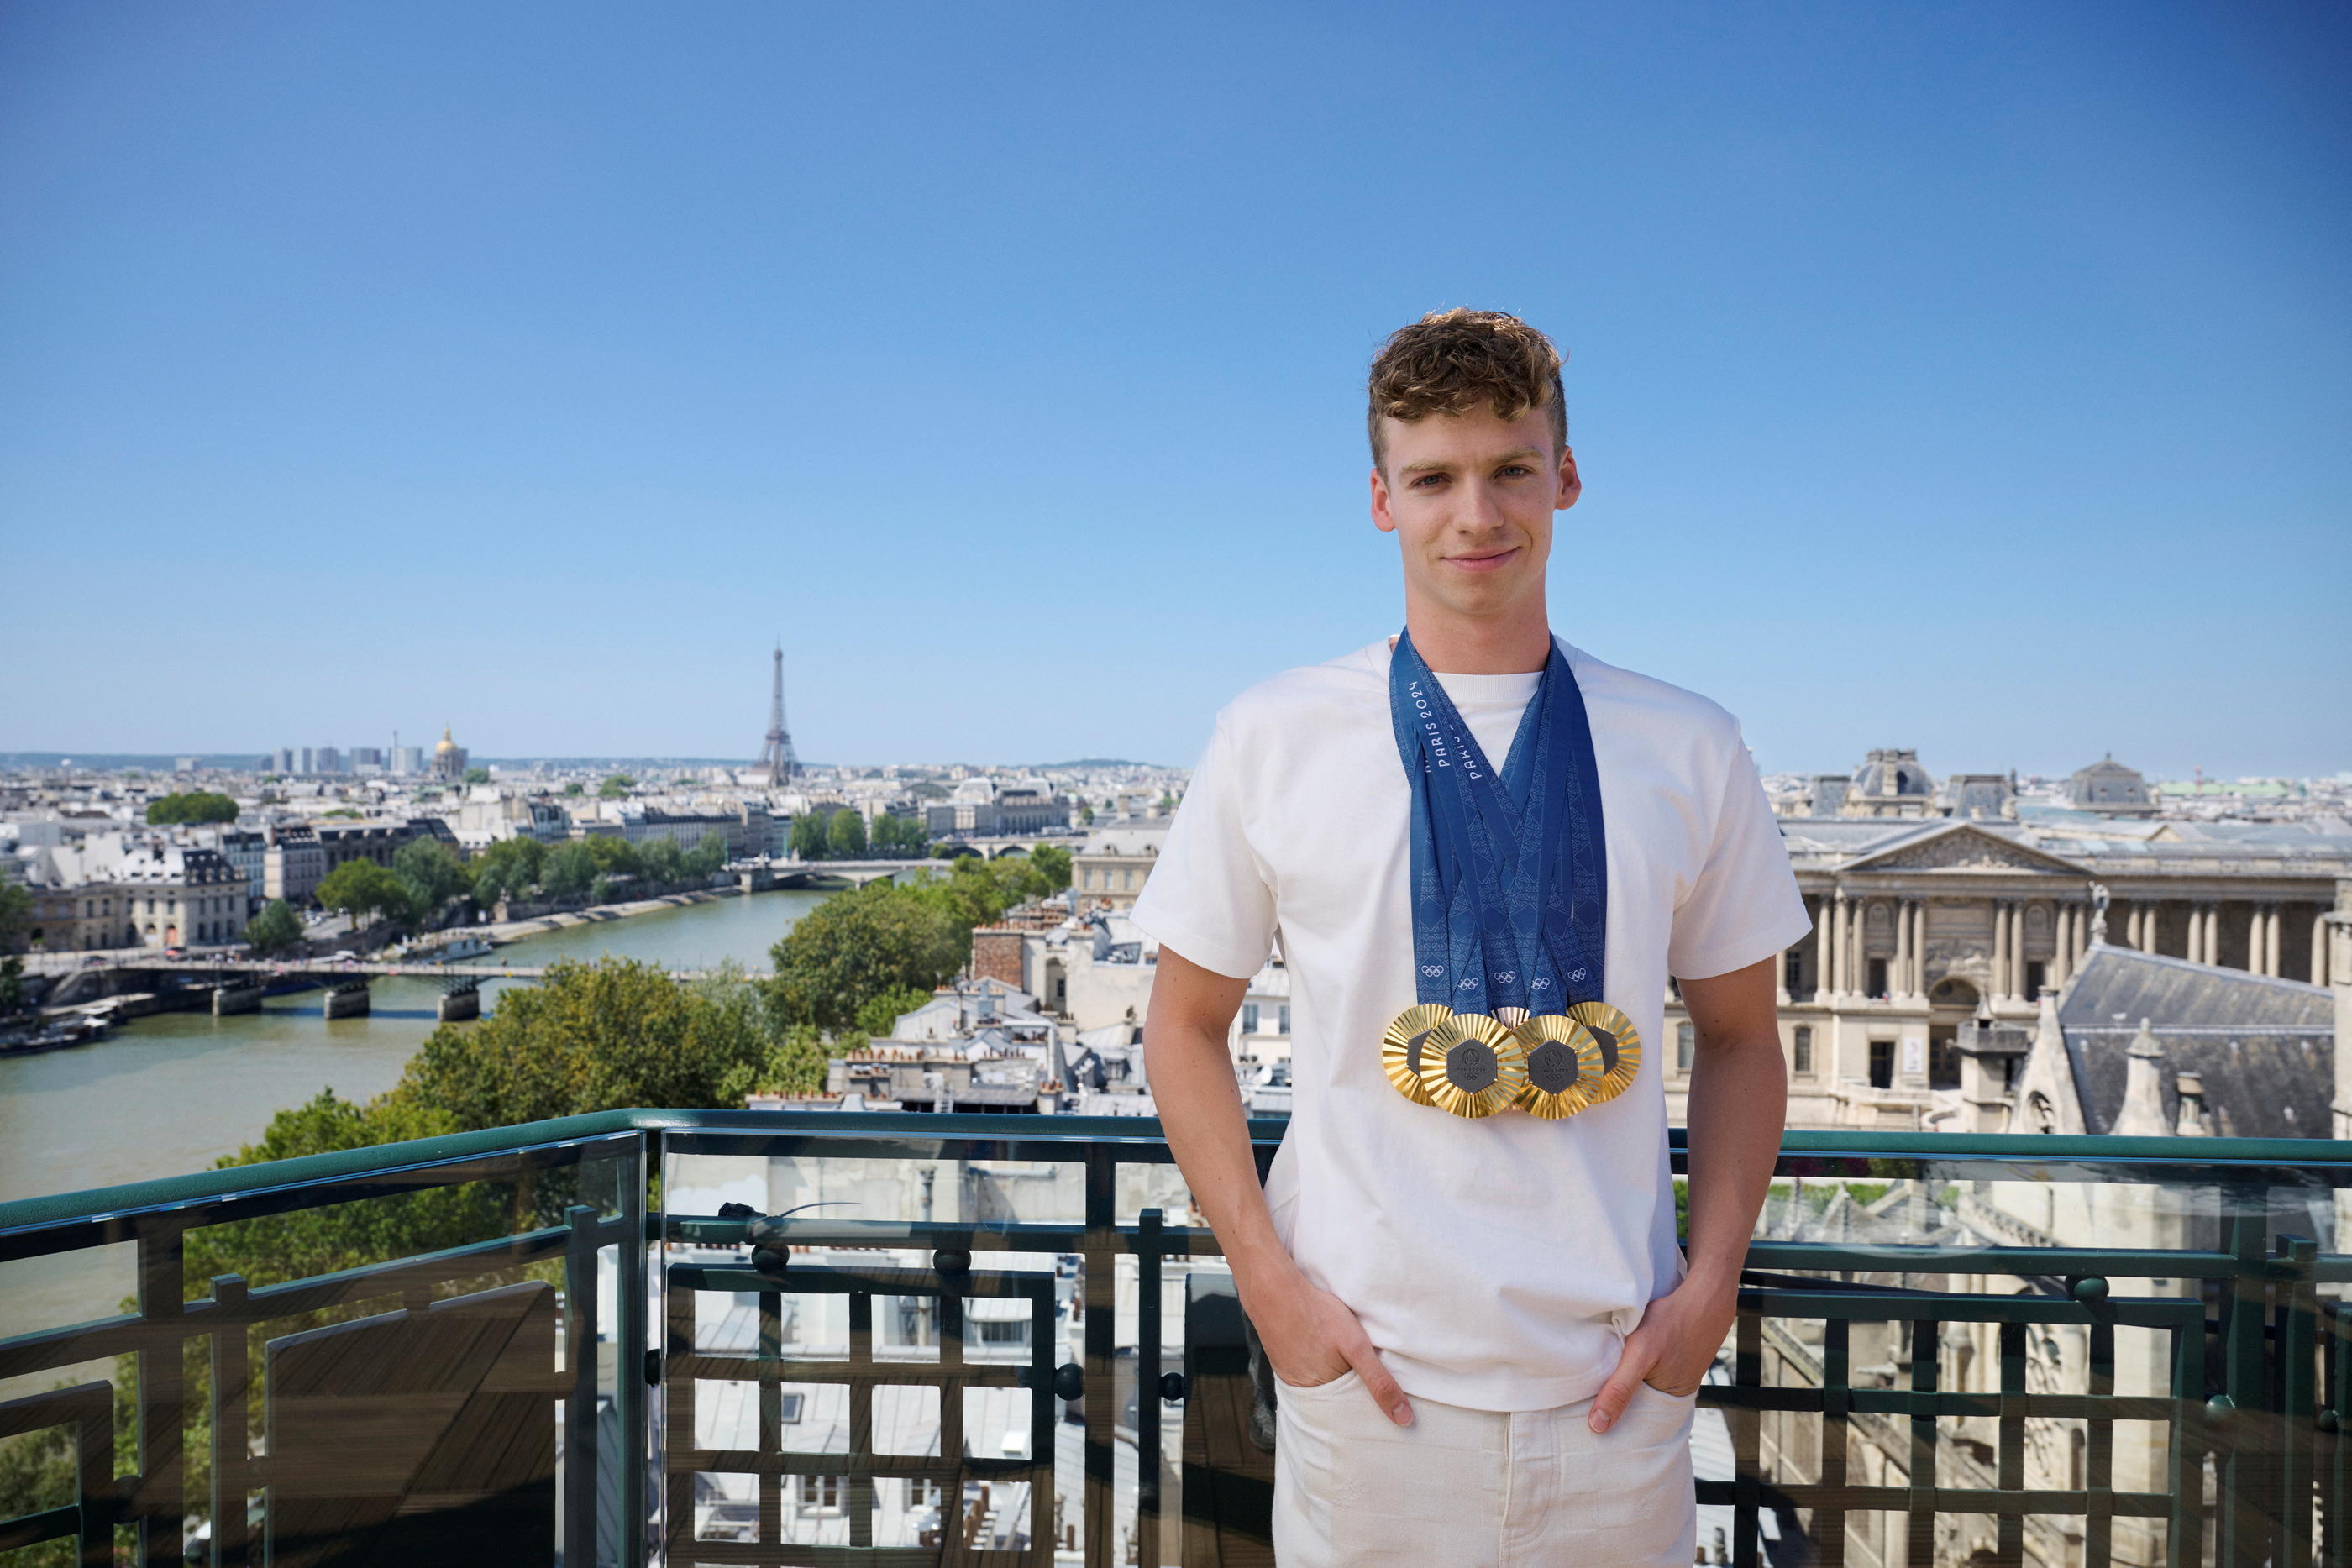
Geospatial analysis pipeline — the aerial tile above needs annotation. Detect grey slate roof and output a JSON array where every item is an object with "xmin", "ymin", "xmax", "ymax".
[{"xmin": 2057, "ymin": 945, "xmax": 2334, "ymax": 1139}]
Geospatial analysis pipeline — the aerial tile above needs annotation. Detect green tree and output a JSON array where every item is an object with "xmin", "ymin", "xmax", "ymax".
[
  {"xmin": 906, "ymin": 857, "xmax": 1032, "ymax": 929},
  {"xmin": 853, "ymin": 983, "xmax": 933, "ymax": 1039},
  {"xmin": 790, "ymin": 812, "xmax": 830, "ymax": 861},
  {"xmin": 471, "ymin": 836, "xmax": 547, "ymax": 905},
  {"xmin": 827, "ymin": 807, "xmax": 869, "ymax": 858},
  {"xmin": 1079, "ymin": 804, "xmax": 1096, "ymax": 825},
  {"xmin": 585, "ymin": 836, "xmax": 641, "ymax": 878},
  {"xmin": 316, "ymin": 859, "xmax": 413, "ymax": 931},
  {"xmin": 764, "ymin": 880, "xmax": 969, "ymax": 1031},
  {"xmin": 564, "ymin": 780, "xmax": 584, "ymax": 796},
  {"xmin": 399, "ymin": 957, "xmax": 773, "ymax": 1132},
  {"xmin": 714, "ymin": 1022, "xmax": 832, "ymax": 1105},
  {"xmin": 243, "ymin": 898, "xmax": 305, "ymax": 957},
  {"xmin": 462, "ymin": 765, "xmax": 491, "ymax": 785},
  {"xmin": 683, "ymin": 830, "xmax": 729, "ymax": 878},
  {"xmin": 598, "ymin": 774, "xmax": 635, "ymax": 800},
  {"xmin": 638, "ymin": 836, "xmax": 685, "ymax": 885},
  {"xmin": 1027, "ymin": 844, "xmax": 1073, "ymax": 893},
  {"xmin": 0, "ymin": 881, "xmax": 29, "ymax": 952},
  {"xmin": 392, "ymin": 837, "xmax": 470, "ymax": 914},
  {"xmin": 145, "ymin": 790, "xmax": 239, "ymax": 825},
  {"xmin": 542, "ymin": 840, "xmax": 597, "ymax": 901},
  {"xmin": 182, "ymin": 1090, "xmax": 486, "ymax": 1290}
]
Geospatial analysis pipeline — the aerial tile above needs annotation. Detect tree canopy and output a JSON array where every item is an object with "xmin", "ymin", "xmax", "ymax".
[
  {"xmin": 461, "ymin": 766, "xmax": 491, "ymax": 785},
  {"xmin": 598, "ymin": 774, "xmax": 634, "ymax": 799},
  {"xmin": 243, "ymin": 899, "xmax": 304, "ymax": 957},
  {"xmin": 827, "ymin": 807, "xmax": 869, "ymax": 858},
  {"xmin": 316, "ymin": 859, "xmax": 412, "ymax": 931},
  {"xmin": 145, "ymin": 790, "xmax": 239, "ymax": 825},
  {"xmin": 393, "ymin": 837, "xmax": 470, "ymax": 913},
  {"xmin": 764, "ymin": 879, "xmax": 969, "ymax": 1031}
]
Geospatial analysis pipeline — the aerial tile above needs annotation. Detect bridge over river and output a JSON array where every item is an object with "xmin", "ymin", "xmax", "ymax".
[{"xmin": 44, "ymin": 952, "xmax": 736, "ymax": 1025}]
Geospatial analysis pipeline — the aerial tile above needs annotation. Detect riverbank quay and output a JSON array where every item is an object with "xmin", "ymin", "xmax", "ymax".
[{"xmin": 470, "ymin": 883, "xmax": 748, "ymax": 948}]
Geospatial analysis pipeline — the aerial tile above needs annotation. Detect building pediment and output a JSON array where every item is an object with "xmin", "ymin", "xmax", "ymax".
[{"xmin": 1844, "ymin": 823, "xmax": 2086, "ymax": 876}]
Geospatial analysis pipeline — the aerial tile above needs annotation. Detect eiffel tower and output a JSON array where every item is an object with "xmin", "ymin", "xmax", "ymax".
[{"xmin": 757, "ymin": 642, "xmax": 799, "ymax": 785}]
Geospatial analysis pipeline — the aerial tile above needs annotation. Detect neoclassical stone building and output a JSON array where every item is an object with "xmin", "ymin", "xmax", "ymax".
[{"xmin": 1659, "ymin": 776, "xmax": 2351, "ymax": 1130}]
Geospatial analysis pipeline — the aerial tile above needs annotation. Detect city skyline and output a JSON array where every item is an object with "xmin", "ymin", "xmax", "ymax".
[{"xmin": 5, "ymin": 3, "xmax": 2347, "ymax": 774}]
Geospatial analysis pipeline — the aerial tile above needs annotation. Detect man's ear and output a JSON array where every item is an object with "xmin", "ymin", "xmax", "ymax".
[
  {"xmin": 1555, "ymin": 445, "xmax": 1583, "ymax": 511},
  {"xmin": 1370, "ymin": 465, "xmax": 1399, "ymax": 534}
]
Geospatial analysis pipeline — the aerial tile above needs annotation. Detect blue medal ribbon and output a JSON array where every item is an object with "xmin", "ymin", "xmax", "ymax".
[{"xmin": 1388, "ymin": 631, "xmax": 1607, "ymax": 1016}]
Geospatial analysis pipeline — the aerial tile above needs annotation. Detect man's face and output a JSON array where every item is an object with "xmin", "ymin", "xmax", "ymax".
[{"xmin": 1370, "ymin": 401, "xmax": 1580, "ymax": 623}]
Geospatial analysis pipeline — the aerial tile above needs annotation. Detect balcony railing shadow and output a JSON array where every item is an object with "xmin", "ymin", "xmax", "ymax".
[{"xmin": 3, "ymin": 1111, "xmax": 2350, "ymax": 1568}]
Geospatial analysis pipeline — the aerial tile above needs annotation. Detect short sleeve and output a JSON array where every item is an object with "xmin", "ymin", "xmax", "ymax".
[
  {"xmin": 1129, "ymin": 713, "xmax": 1278, "ymax": 980},
  {"xmin": 1666, "ymin": 732, "xmax": 1814, "ymax": 980}
]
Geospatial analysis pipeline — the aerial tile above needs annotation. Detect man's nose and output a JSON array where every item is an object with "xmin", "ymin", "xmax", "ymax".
[{"xmin": 1452, "ymin": 479, "xmax": 1509, "ymax": 532}]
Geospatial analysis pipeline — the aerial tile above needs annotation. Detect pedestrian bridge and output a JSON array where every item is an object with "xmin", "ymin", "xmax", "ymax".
[
  {"xmin": 70, "ymin": 955, "xmax": 713, "ymax": 982},
  {"xmin": 0, "ymin": 1114, "xmax": 2339, "ymax": 1568}
]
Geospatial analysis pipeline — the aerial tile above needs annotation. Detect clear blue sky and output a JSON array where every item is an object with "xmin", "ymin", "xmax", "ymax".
[{"xmin": 5, "ymin": 1, "xmax": 2346, "ymax": 778}]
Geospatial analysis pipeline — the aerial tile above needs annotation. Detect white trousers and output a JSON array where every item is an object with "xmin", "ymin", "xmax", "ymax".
[{"xmin": 1272, "ymin": 1370, "xmax": 1697, "ymax": 1568}]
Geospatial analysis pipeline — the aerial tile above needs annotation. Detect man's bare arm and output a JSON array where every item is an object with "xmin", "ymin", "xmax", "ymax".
[
  {"xmin": 1144, "ymin": 946, "xmax": 1414, "ymax": 1424},
  {"xmin": 1587, "ymin": 954, "xmax": 1784, "ymax": 1432}
]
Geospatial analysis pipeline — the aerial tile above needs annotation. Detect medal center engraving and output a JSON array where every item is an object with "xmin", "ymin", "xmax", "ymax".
[
  {"xmin": 1446, "ymin": 1041, "xmax": 1499, "ymax": 1093},
  {"xmin": 1526, "ymin": 1039, "xmax": 1578, "ymax": 1095}
]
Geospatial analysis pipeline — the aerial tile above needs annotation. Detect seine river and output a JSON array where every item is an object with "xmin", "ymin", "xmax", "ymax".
[{"xmin": 0, "ymin": 888, "xmax": 829, "ymax": 1352}]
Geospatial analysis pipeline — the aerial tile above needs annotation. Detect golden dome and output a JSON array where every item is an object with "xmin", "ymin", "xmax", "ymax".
[{"xmin": 433, "ymin": 725, "xmax": 459, "ymax": 756}]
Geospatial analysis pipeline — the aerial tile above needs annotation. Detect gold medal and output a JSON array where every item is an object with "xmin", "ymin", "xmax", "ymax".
[
  {"xmin": 1381, "ymin": 1004, "xmax": 1454, "ymax": 1107},
  {"xmin": 1565, "ymin": 1001, "xmax": 1641, "ymax": 1106},
  {"xmin": 1415, "ymin": 1012, "xmax": 1527, "ymax": 1119},
  {"xmin": 1509, "ymin": 1013, "xmax": 1607, "ymax": 1119}
]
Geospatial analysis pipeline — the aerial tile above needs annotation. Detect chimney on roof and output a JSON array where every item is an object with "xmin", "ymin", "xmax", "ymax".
[
  {"xmin": 2112, "ymin": 1019, "xmax": 2172, "ymax": 1139},
  {"xmin": 2175, "ymin": 1071, "xmax": 2208, "ymax": 1137}
]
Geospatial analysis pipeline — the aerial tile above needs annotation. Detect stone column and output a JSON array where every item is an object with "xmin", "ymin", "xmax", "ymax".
[
  {"xmin": 1816, "ymin": 895, "xmax": 1835, "ymax": 999},
  {"xmin": 2125, "ymin": 903, "xmax": 2144, "ymax": 952},
  {"xmin": 2317, "ymin": 909, "xmax": 2333, "ymax": 987},
  {"xmin": 1893, "ymin": 899, "xmax": 1911, "ymax": 997},
  {"xmin": 2200, "ymin": 904, "xmax": 2220, "ymax": 967},
  {"xmin": 1830, "ymin": 893, "xmax": 1848, "ymax": 996},
  {"xmin": 2265, "ymin": 905, "xmax": 2282, "ymax": 978},
  {"xmin": 2075, "ymin": 902, "xmax": 2090, "ymax": 965},
  {"xmin": 2052, "ymin": 904, "xmax": 2074, "ymax": 989},
  {"xmin": 1912, "ymin": 902, "xmax": 1929, "ymax": 996},
  {"xmin": 1991, "ymin": 899, "xmax": 2011, "ymax": 1003}
]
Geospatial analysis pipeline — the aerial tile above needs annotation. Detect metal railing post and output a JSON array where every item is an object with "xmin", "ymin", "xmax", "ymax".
[
  {"xmin": 1137, "ymin": 1207, "xmax": 1163, "ymax": 1568},
  {"xmin": 2283, "ymin": 1235, "xmax": 2321, "ymax": 1568},
  {"xmin": 207, "ymin": 1275, "xmax": 250, "ymax": 1568},
  {"xmin": 1905, "ymin": 1318, "xmax": 1939, "ymax": 1568},
  {"xmin": 617, "ymin": 1135, "xmax": 650, "ymax": 1568},
  {"xmin": 564, "ymin": 1204, "xmax": 600, "ymax": 1567},
  {"xmin": 1082, "ymin": 1143, "xmax": 1116, "ymax": 1568},
  {"xmin": 136, "ymin": 1221, "xmax": 186, "ymax": 1567},
  {"xmin": 1998, "ymin": 1318, "xmax": 2025, "ymax": 1568},
  {"xmin": 2221, "ymin": 1200, "xmax": 2271, "ymax": 1568}
]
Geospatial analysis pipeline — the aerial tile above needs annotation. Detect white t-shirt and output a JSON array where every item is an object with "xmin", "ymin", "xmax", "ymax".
[{"xmin": 1130, "ymin": 636, "xmax": 1810, "ymax": 1412}]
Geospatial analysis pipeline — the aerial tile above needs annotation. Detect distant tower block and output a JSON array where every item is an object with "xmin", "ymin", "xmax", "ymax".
[{"xmin": 758, "ymin": 643, "xmax": 800, "ymax": 785}]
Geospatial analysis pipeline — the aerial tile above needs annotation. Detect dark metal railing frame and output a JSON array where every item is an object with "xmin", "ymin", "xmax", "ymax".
[{"xmin": 7, "ymin": 1111, "xmax": 2352, "ymax": 1567}]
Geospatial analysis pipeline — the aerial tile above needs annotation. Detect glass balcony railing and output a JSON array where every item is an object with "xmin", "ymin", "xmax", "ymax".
[{"xmin": 4, "ymin": 1111, "xmax": 2351, "ymax": 1567}]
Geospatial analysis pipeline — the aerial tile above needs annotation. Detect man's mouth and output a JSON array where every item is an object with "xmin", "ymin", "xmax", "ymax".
[{"xmin": 1443, "ymin": 547, "xmax": 1520, "ymax": 574}]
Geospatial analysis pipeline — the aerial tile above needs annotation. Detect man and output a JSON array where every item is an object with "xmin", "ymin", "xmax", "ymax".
[{"xmin": 1133, "ymin": 308, "xmax": 1809, "ymax": 1565}]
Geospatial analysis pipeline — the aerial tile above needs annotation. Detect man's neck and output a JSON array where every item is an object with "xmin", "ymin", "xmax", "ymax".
[{"xmin": 1401, "ymin": 594, "xmax": 1553, "ymax": 674}]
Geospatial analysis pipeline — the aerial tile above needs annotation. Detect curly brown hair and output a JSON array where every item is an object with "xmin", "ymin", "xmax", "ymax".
[{"xmin": 1367, "ymin": 307, "xmax": 1566, "ymax": 466}]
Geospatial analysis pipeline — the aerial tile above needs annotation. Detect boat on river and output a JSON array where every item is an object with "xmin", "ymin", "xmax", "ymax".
[{"xmin": 0, "ymin": 1013, "xmax": 113, "ymax": 1059}]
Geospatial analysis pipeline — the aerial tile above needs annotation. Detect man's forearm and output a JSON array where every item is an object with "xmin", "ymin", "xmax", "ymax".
[
  {"xmin": 1147, "ymin": 1018, "xmax": 1295, "ymax": 1293},
  {"xmin": 1680, "ymin": 1028, "xmax": 1785, "ymax": 1294}
]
